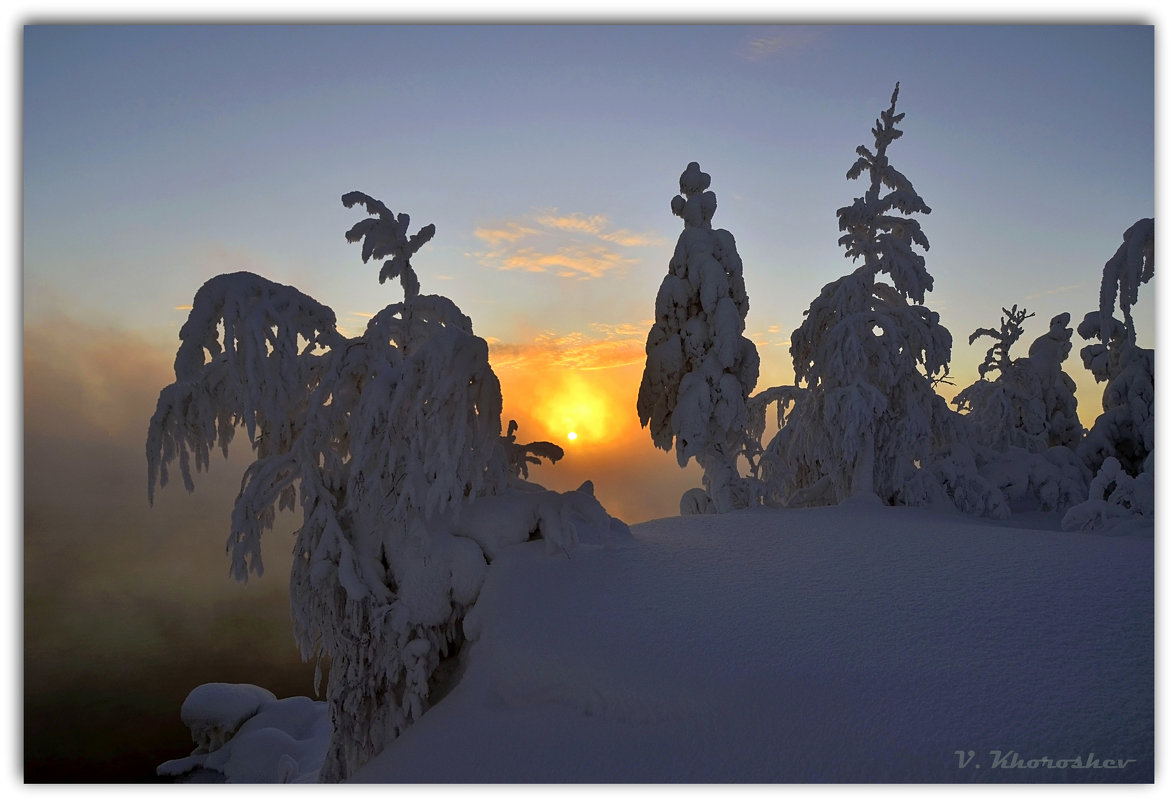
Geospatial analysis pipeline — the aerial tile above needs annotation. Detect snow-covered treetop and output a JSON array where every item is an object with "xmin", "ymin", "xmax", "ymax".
[
  {"xmin": 836, "ymin": 82, "xmax": 934, "ymax": 305},
  {"xmin": 969, "ymin": 304, "xmax": 1035, "ymax": 379},
  {"xmin": 670, "ymin": 162, "xmax": 718, "ymax": 230},
  {"xmin": 341, "ymin": 190, "xmax": 437, "ymax": 299},
  {"xmin": 790, "ymin": 84, "xmax": 946, "ymax": 392}
]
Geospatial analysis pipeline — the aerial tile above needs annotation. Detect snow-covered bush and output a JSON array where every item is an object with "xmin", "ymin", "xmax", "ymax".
[
  {"xmin": 147, "ymin": 191, "xmax": 628, "ymax": 781},
  {"xmin": 952, "ymin": 308, "xmax": 1082, "ymax": 453},
  {"xmin": 1062, "ymin": 454, "xmax": 1154, "ymax": 532},
  {"xmin": 978, "ymin": 445, "xmax": 1090, "ymax": 514},
  {"xmin": 759, "ymin": 84, "xmax": 956, "ymax": 507},
  {"xmin": 637, "ymin": 162, "xmax": 760, "ymax": 513}
]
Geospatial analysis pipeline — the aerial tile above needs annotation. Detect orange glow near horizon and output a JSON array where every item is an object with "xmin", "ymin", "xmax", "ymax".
[
  {"xmin": 506, "ymin": 370, "xmax": 623, "ymax": 447},
  {"xmin": 495, "ymin": 357, "xmax": 701, "ymax": 524}
]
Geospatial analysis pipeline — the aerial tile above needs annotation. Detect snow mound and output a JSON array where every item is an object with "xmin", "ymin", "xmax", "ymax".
[
  {"xmin": 178, "ymin": 683, "xmax": 276, "ymax": 754},
  {"xmin": 159, "ymin": 686, "xmax": 330, "ymax": 783}
]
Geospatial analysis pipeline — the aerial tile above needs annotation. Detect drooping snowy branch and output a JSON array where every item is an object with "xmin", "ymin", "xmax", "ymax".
[{"xmin": 1094, "ymin": 217, "xmax": 1153, "ymax": 346}]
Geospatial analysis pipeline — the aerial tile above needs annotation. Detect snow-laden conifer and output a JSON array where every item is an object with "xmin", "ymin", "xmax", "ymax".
[
  {"xmin": 1074, "ymin": 218, "xmax": 1154, "ymax": 478},
  {"xmin": 147, "ymin": 192, "xmax": 628, "ymax": 781},
  {"xmin": 760, "ymin": 84, "xmax": 954, "ymax": 507},
  {"xmin": 636, "ymin": 162, "xmax": 760, "ymax": 513},
  {"xmin": 1063, "ymin": 218, "xmax": 1154, "ymax": 531}
]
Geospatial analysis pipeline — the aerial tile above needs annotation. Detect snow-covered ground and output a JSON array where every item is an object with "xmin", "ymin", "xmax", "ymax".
[
  {"xmin": 362, "ymin": 503, "xmax": 1152, "ymax": 783},
  {"xmin": 165, "ymin": 502, "xmax": 1153, "ymax": 783}
]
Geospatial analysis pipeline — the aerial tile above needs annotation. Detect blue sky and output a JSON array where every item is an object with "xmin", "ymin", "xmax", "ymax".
[{"xmin": 24, "ymin": 23, "xmax": 1153, "ymax": 369}]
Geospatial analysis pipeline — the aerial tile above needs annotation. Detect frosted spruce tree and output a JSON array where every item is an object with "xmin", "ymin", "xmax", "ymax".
[
  {"xmin": 147, "ymin": 191, "xmax": 624, "ymax": 781},
  {"xmin": 637, "ymin": 162, "xmax": 760, "ymax": 514},
  {"xmin": 760, "ymin": 84, "xmax": 955, "ymax": 507},
  {"xmin": 1063, "ymin": 218, "xmax": 1155, "ymax": 530}
]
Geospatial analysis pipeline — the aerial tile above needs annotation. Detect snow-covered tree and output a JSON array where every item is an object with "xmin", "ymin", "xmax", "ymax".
[
  {"xmin": 1074, "ymin": 218, "xmax": 1154, "ymax": 478},
  {"xmin": 637, "ymin": 162, "xmax": 760, "ymax": 513},
  {"xmin": 1063, "ymin": 218, "xmax": 1154, "ymax": 531},
  {"xmin": 147, "ymin": 191, "xmax": 628, "ymax": 781},
  {"xmin": 952, "ymin": 307, "xmax": 1082, "ymax": 453},
  {"xmin": 760, "ymin": 83, "xmax": 954, "ymax": 507}
]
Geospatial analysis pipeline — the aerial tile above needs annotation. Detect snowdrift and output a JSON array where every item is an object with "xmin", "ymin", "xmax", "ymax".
[{"xmin": 353, "ymin": 504, "xmax": 1152, "ymax": 782}]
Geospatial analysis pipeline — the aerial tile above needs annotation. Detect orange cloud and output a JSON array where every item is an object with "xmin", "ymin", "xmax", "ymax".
[
  {"xmin": 473, "ymin": 221, "xmax": 540, "ymax": 246},
  {"xmin": 474, "ymin": 209, "xmax": 664, "ymax": 279},
  {"xmin": 489, "ymin": 329, "xmax": 646, "ymax": 372},
  {"xmin": 495, "ymin": 244, "xmax": 635, "ymax": 279},
  {"xmin": 533, "ymin": 210, "xmax": 663, "ymax": 248}
]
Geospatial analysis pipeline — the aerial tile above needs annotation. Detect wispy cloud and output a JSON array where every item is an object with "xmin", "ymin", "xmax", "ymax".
[
  {"xmin": 737, "ymin": 28, "xmax": 820, "ymax": 62},
  {"xmin": 1025, "ymin": 282, "xmax": 1088, "ymax": 301},
  {"xmin": 591, "ymin": 321, "xmax": 652, "ymax": 339},
  {"xmin": 474, "ymin": 209, "xmax": 665, "ymax": 280},
  {"xmin": 473, "ymin": 221, "xmax": 540, "ymax": 247},
  {"xmin": 495, "ymin": 245, "xmax": 637, "ymax": 279},
  {"xmin": 532, "ymin": 211, "xmax": 662, "ymax": 248}
]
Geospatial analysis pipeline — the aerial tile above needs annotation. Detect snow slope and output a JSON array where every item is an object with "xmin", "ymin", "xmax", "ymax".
[{"xmin": 352, "ymin": 503, "xmax": 1152, "ymax": 783}]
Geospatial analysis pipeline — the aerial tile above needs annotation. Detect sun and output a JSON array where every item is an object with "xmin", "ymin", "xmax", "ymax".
[{"xmin": 517, "ymin": 370, "xmax": 628, "ymax": 448}]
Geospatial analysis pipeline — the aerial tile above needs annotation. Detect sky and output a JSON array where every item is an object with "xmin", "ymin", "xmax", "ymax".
[
  {"xmin": 15, "ymin": 9, "xmax": 1159, "ymax": 785},
  {"xmin": 22, "ymin": 22, "xmax": 1155, "ymax": 518}
]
